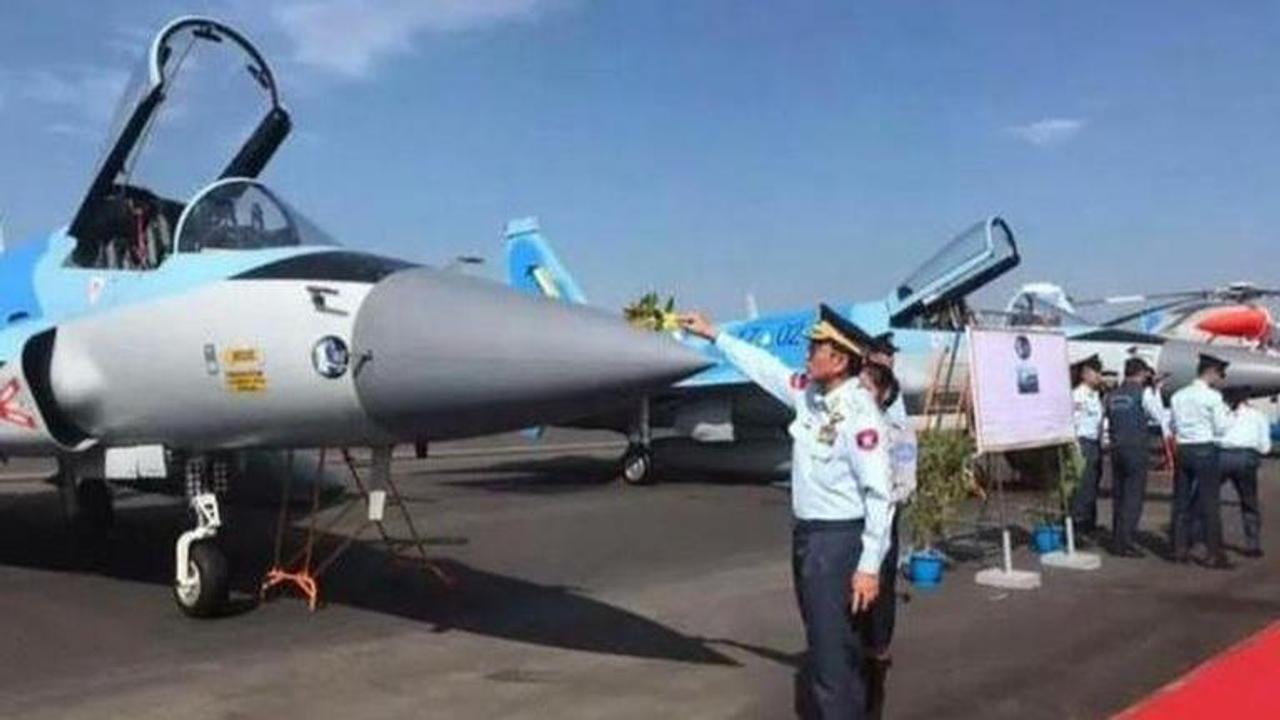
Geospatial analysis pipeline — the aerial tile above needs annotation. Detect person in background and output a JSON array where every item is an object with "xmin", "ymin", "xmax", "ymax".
[
  {"xmin": 1147, "ymin": 372, "xmax": 1176, "ymax": 471},
  {"xmin": 1105, "ymin": 357, "xmax": 1171, "ymax": 557},
  {"xmin": 1169, "ymin": 354, "xmax": 1234, "ymax": 569},
  {"xmin": 1070, "ymin": 355, "xmax": 1106, "ymax": 537},
  {"xmin": 857, "ymin": 353, "xmax": 915, "ymax": 720},
  {"xmin": 1219, "ymin": 387, "xmax": 1271, "ymax": 558}
]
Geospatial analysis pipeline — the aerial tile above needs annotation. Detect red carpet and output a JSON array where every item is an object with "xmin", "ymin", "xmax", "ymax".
[{"xmin": 1116, "ymin": 620, "xmax": 1280, "ymax": 719}]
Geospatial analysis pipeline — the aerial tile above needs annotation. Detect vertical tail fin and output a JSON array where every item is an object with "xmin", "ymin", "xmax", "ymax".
[{"xmin": 504, "ymin": 217, "xmax": 587, "ymax": 304}]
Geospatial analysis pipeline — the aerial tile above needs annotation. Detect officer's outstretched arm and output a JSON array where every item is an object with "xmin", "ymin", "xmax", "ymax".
[
  {"xmin": 848, "ymin": 414, "xmax": 895, "ymax": 575},
  {"xmin": 714, "ymin": 332, "xmax": 801, "ymax": 409}
]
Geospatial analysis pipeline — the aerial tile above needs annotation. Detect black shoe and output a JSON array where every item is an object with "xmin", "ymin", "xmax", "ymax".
[
  {"xmin": 1243, "ymin": 548, "xmax": 1264, "ymax": 559},
  {"xmin": 1205, "ymin": 554, "xmax": 1235, "ymax": 570},
  {"xmin": 1173, "ymin": 552, "xmax": 1190, "ymax": 564},
  {"xmin": 1112, "ymin": 546, "xmax": 1143, "ymax": 559}
]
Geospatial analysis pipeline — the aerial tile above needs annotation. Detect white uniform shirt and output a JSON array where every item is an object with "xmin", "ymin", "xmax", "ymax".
[
  {"xmin": 1143, "ymin": 386, "xmax": 1172, "ymax": 437},
  {"xmin": 715, "ymin": 333, "xmax": 894, "ymax": 575},
  {"xmin": 1220, "ymin": 404, "xmax": 1273, "ymax": 455},
  {"xmin": 1073, "ymin": 384, "xmax": 1104, "ymax": 441},
  {"xmin": 1170, "ymin": 379, "xmax": 1233, "ymax": 445}
]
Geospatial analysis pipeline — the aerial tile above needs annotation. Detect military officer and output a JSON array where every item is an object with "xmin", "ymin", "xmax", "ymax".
[
  {"xmin": 1169, "ymin": 354, "xmax": 1234, "ymax": 569},
  {"xmin": 1070, "ymin": 354, "xmax": 1106, "ymax": 536},
  {"xmin": 1219, "ymin": 388, "xmax": 1271, "ymax": 558},
  {"xmin": 679, "ymin": 304, "xmax": 893, "ymax": 720},
  {"xmin": 1105, "ymin": 357, "xmax": 1170, "ymax": 557}
]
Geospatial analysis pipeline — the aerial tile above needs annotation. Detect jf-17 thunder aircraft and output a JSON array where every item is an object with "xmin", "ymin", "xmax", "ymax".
[
  {"xmin": 0, "ymin": 17, "xmax": 706, "ymax": 617},
  {"xmin": 506, "ymin": 217, "xmax": 1280, "ymax": 484}
]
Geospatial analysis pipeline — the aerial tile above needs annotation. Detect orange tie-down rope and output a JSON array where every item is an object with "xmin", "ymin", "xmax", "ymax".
[
  {"xmin": 260, "ymin": 448, "xmax": 455, "ymax": 612},
  {"xmin": 260, "ymin": 449, "xmax": 331, "ymax": 611},
  {"xmin": 261, "ymin": 567, "xmax": 321, "ymax": 611}
]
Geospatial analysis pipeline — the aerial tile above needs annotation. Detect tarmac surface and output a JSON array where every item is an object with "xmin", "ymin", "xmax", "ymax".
[{"xmin": 0, "ymin": 432, "xmax": 1277, "ymax": 719}]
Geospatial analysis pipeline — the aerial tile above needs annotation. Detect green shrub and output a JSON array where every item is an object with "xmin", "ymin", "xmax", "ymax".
[{"xmin": 905, "ymin": 429, "xmax": 976, "ymax": 549}]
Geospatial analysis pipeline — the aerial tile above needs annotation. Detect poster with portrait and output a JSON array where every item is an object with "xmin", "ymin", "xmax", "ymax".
[{"xmin": 968, "ymin": 327, "xmax": 1074, "ymax": 453}]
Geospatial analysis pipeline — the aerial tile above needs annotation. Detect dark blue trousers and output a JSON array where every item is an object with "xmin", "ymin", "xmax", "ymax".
[
  {"xmin": 1110, "ymin": 443, "xmax": 1149, "ymax": 551},
  {"xmin": 1071, "ymin": 439, "xmax": 1102, "ymax": 531},
  {"xmin": 1173, "ymin": 443, "xmax": 1223, "ymax": 558},
  {"xmin": 1220, "ymin": 448, "xmax": 1262, "ymax": 552},
  {"xmin": 863, "ymin": 514, "xmax": 899, "ymax": 656},
  {"xmin": 793, "ymin": 519, "xmax": 866, "ymax": 720}
]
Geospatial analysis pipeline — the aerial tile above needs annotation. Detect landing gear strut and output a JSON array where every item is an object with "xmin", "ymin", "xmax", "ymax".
[
  {"xmin": 173, "ymin": 457, "xmax": 230, "ymax": 618},
  {"xmin": 619, "ymin": 396, "xmax": 655, "ymax": 485},
  {"xmin": 57, "ymin": 459, "xmax": 114, "ymax": 538}
]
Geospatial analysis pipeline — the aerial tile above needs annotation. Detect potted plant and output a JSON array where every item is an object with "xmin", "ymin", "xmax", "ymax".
[
  {"xmin": 1024, "ymin": 442, "xmax": 1082, "ymax": 553},
  {"xmin": 904, "ymin": 429, "xmax": 976, "ymax": 587}
]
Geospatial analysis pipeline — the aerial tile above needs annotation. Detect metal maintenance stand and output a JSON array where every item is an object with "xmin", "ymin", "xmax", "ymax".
[{"xmin": 261, "ymin": 446, "xmax": 451, "ymax": 611}]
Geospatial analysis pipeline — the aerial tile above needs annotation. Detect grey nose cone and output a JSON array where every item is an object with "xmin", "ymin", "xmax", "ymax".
[
  {"xmin": 351, "ymin": 268, "xmax": 708, "ymax": 440},
  {"xmin": 1158, "ymin": 340, "xmax": 1280, "ymax": 398}
]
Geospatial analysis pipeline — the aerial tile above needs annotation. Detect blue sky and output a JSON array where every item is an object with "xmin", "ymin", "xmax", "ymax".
[{"xmin": 2, "ymin": 1, "xmax": 1278, "ymax": 317}]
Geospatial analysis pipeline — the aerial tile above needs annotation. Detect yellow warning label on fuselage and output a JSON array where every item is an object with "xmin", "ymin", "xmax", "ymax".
[
  {"xmin": 225, "ymin": 369, "xmax": 267, "ymax": 394},
  {"xmin": 222, "ymin": 347, "xmax": 264, "ymax": 368}
]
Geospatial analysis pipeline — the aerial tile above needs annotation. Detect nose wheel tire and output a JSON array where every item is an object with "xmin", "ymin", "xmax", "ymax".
[
  {"xmin": 620, "ymin": 444, "xmax": 653, "ymax": 485},
  {"xmin": 174, "ymin": 542, "xmax": 229, "ymax": 618}
]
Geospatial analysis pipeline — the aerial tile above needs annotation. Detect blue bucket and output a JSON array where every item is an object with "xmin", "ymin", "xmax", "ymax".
[
  {"xmin": 909, "ymin": 551, "xmax": 945, "ymax": 587},
  {"xmin": 1032, "ymin": 524, "xmax": 1064, "ymax": 554}
]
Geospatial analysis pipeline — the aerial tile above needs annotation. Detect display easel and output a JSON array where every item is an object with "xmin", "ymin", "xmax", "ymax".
[
  {"xmin": 1040, "ymin": 444, "xmax": 1102, "ymax": 571},
  {"xmin": 261, "ymin": 446, "xmax": 451, "ymax": 611},
  {"xmin": 972, "ymin": 451, "xmax": 1042, "ymax": 590}
]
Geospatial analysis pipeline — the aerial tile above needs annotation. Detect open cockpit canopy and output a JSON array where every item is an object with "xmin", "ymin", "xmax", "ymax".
[
  {"xmin": 67, "ymin": 17, "xmax": 290, "ymax": 269},
  {"xmin": 888, "ymin": 216, "xmax": 1019, "ymax": 326}
]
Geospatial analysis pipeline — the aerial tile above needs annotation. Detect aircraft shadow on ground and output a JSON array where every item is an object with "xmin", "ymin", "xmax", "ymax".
[
  {"xmin": 0, "ymin": 490, "xmax": 735, "ymax": 667},
  {"xmin": 437, "ymin": 455, "xmax": 779, "ymax": 494}
]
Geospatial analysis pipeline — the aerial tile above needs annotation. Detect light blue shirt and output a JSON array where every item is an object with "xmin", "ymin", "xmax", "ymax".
[
  {"xmin": 715, "ymin": 333, "xmax": 894, "ymax": 574},
  {"xmin": 1170, "ymin": 379, "xmax": 1233, "ymax": 445},
  {"xmin": 1220, "ymin": 405, "xmax": 1272, "ymax": 455},
  {"xmin": 1072, "ymin": 384, "xmax": 1103, "ymax": 441}
]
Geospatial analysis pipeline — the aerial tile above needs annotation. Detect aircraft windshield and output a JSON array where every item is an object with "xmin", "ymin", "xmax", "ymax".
[
  {"xmin": 1005, "ymin": 294, "xmax": 1091, "ymax": 327},
  {"xmin": 889, "ymin": 217, "xmax": 1019, "ymax": 325},
  {"xmin": 176, "ymin": 180, "xmax": 336, "ymax": 253}
]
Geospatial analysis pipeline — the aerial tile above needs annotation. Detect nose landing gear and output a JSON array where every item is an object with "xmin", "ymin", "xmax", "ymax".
[{"xmin": 172, "ymin": 458, "xmax": 231, "ymax": 618}]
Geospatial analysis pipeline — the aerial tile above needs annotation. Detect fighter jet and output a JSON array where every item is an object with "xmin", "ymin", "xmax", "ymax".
[
  {"xmin": 0, "ymin": 17, "xmax": 707, "ymax": 616},
  {"xmin": 506, "ymin": 217, "xmax": 1280, "ymax": 483}
]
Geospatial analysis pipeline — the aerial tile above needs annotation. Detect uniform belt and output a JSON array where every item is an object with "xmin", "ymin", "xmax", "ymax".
[
  {"xmin": 1177, "ymin": 442, "xmax": 1217, "ymax": 450},
  {"xmin": 794, "ymin": 518, "xmax": 864, "ymax": 532},
  {"xmin": 1077, "ymin": 437, "xmax": 1100, "ymax": 445}
]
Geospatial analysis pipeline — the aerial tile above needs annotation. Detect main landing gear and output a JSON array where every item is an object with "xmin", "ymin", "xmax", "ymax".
[
  {"xmin": 56, "ymin": 458, "xmax": 114, "ymax": 539},
  {"xmin": 619, "ymin": 397, "xmax": 655, "ymax": 486}
]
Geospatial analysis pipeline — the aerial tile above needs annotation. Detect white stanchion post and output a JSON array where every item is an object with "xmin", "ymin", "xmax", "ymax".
[{"xmin": 1042, "ymin": 515, "xmax": 1102, "ymax": 570}]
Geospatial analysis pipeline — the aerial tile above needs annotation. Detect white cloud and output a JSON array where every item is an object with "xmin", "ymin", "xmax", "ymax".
[
  {"xmin": 269, "ymin": 0, "xmax": 552, "ymax": 78},
  {"xmin": 20, "ymin": 66, "xmax": 131, "ymax": 126},
  {"xmin": 1007, "ymin": 117, "xmax": 1087, "ymax": 147}
]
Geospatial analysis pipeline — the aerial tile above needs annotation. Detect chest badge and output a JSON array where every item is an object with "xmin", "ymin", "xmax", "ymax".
[{"xmin": 856, "ymin": 429, "xmax": 880, "ymax": 451}]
